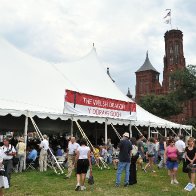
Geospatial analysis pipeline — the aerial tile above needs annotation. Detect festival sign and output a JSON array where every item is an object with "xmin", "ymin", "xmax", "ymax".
[{"xmin": 64, "ymin": 90, "xmax": 136, "ymax": 119}]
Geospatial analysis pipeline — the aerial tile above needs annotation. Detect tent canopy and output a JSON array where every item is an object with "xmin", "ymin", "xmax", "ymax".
[{"xmin": 0, "ymin": 38, "xmax": 192, "ymax": 130}]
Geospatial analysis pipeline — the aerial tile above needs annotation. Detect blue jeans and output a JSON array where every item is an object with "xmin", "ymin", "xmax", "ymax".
[
  {"xmin": 158, "ymin": 150, "xmax": 165, "ymax": 168},
  {"xmin": 116, "ymin": 162, "xmax": 130, "ymax": 185}
]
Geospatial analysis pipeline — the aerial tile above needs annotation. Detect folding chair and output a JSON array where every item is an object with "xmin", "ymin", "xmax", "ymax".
[
  {"xmin": 56, "ymin": 156, "xmax": 66, "ymax": 170},
  {"xmin": 26, "ymin": 157, "xmax": 38, "ymax": 170}
]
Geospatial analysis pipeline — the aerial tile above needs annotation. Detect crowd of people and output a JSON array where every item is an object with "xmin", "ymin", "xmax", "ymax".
[
  {"xmin": 63, "ymin": 132, "xmax": 196, "ymax": 191},
  {"xmin": 0, "ymin": 131, "xmax": 196, "ymax": 194},
  {"xmin": 115, "ymin": 132, "xmax": 196, "ymax": 191}
]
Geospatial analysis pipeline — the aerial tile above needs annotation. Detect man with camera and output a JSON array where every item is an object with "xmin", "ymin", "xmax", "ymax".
[{"xmin": 2, "ymin": 137, "xmax": 16, "ymax": 186}]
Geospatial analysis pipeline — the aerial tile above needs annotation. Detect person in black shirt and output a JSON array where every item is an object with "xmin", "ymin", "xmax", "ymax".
[
  {"xmin": 115, "ymin": 132, "xmax": 132, "ymax": 187},
  {"xmin": 185, "ymin": 137, "xmax": 196, "ymax": 187}
]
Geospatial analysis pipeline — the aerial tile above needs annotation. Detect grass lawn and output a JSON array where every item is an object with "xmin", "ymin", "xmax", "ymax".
[{"xmin": 5, "ymin": 165, "xmax": 196, "ymax": 196}]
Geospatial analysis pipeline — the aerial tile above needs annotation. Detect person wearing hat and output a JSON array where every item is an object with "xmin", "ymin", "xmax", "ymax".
[
  {"xmin": 16, "ymin": 137, "xmax": 26, "ymax": 172},
  {"xmin": 115, "ymin": 132, "xmax": 132, "ymax": 187},
  {"xmin": 39, "ymin": 134, "xmax": 49, "ymax": 172}
]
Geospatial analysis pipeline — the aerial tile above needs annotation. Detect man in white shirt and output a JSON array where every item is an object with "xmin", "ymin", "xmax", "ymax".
[
  {"xmin": 2, "ymin": 137, "xmax": 16, "ymax": 185},
  {"xmin": 175, "ymin": 135, "xmax": 185, "ymax": 163},
  {"xmin": 39, "ymin": 134, "xmax": 49, "ymax": 172},
  {"xmin": 65, "ymin": 137, "xmax": 80, "ymax": 179}
]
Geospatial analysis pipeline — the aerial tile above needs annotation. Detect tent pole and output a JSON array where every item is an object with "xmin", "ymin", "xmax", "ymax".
[
  {"xmin": 164, "ymin": 127, "xmax": 167, "ymax": 137},
  {"xmin": 95, "ymin": 122, "xmax": 97, "ymax": 146},
  {"xmin": 70, "ymin": 115, "xmax": 74, "ymax": 136},
  {"xmin": 105, "ymin": 118, "xmax": 108, "ymax": 145},
  {"xmin": 129, "ymin": 123, "xmax": 132, "ymax": 138},
  {"xmin": 148, "ymin": 126, "xmax": 150, "ymax": 139},
  {"xmin": 23, "ymin": 112, "xmax": 29, "ymax": 170},
  {"xmin": 179, "ymin": 126, "xmax": 182, "ymax": 136},
  {"xmin": 95, "ymin": 128, "xmax": 97, "ymax": 145}
]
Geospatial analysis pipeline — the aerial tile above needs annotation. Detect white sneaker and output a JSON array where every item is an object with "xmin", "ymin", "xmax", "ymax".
[
  {"xmin": 171, "ymin": 180, "xmax": 174, "ymax": 185},
  {"xmin": 75, "ymin": 184, "xmax": 80, "ymax": 191},
  {"xmin": 81, "ymin": 186, "xmax": 86, "ymax": 191},
  {"xmin": 173, "ymin": 179, "xmax": 179, "ymax": 184}
]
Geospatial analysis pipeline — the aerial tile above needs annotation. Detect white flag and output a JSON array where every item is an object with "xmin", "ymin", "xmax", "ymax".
[
  {"xmin": 164, "ymin": 10, "xmax": 171, "ymax": 24},
  {"xmin": 164, "ymin": 11, "xmax": 171, "ymax": 19}
]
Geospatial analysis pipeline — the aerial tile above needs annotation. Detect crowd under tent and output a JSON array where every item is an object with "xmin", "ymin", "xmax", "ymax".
[{"xmin": 0, "ymin": 38, "xmax": 193, "ymax": 144}]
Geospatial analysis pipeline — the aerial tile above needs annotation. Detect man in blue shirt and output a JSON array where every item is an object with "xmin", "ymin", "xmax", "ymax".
[
  {"xmin": 116, "ymin": 132, "xmax": 132, "ymax": 187},
  {"xmin": 56, "ymin": 145, "xmax": 63, "ymax": 157},
  {"xmin": 27, "ymin": 146, "xmax": 38, "ymax": 163}
]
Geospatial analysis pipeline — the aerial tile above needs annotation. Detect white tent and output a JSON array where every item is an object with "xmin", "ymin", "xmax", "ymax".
[
  {"xmin": 0, "ymin": 38, "xmax": 192, "ymax": 132},
  {"xmin": 135, "ymin": 105, "xmax": 192, "ymax": 130}
]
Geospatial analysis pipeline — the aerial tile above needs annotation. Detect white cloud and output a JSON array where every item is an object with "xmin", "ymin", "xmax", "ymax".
[{"xmin": 0, "ymin": 0, "xmax": 195, "ymax": 97}]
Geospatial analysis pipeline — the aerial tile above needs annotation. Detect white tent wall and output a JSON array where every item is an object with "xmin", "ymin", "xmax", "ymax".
[
  {"xmin": 56, "ymin": 48, "xmax": 132, "ymax": 102},
  {"xmin": 0, "ymin": 38, "xmax": 75, "ymax": 115}
]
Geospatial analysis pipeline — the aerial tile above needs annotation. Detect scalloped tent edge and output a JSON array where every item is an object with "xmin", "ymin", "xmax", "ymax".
[{"xmin": 0, "ymin": 38, "xmax": 192, "ymax": 131}]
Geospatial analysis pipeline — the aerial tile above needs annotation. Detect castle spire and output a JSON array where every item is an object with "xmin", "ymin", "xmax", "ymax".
[
  {"xmin": 136, "ymin": 51, "xmax": 159, "ymax": 73},
  {"xmin": 126, "ymin": 88, "xmax": 132, "ymax": 98}
]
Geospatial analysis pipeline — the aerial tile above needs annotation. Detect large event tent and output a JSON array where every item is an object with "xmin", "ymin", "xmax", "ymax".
[{"xmin": 0, "ymin": 38, "xmax": 192, "ymax": 141}]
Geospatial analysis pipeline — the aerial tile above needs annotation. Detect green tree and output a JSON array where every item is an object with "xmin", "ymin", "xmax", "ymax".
[
  {"xmin": 139, "ymin": 94, "xmax": 182, "ymax": 118},
  {"xmin": 171, "ymin": 65, "xmax": 196, "ymax": 101},
  {"xmin": 138, "ymin": 65, "xmax": 196, "ymax": 121}
]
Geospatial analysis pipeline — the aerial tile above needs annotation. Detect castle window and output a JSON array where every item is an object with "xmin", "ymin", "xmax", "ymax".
[
  {"xmin": 174, "ymin": 42, "xmax": 179, "ymax": 64},
  {"xmin": 169, "ymin": 46, "xmax": 173, "ymax": 54},
  {"xmin": 174, "ymin": 42, "xmax": 179, "ymax": 55},
  {"xmin": 145, "ymin": 83, "xmax": 149, "ymax": 93},
  {"xmin": 170, "ymin": 56, "xmax": 173, "ymax": 65}
]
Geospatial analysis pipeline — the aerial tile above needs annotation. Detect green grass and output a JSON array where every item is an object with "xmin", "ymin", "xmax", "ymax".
[{"xmin": 5, "ymin": 165, "xmax": 196, "ymax": 196}]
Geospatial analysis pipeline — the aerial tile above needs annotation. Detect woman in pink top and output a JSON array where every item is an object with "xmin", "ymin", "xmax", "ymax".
[{"xmin": 164, "ymin": 138, "xmax": 179, "ymax": 185}]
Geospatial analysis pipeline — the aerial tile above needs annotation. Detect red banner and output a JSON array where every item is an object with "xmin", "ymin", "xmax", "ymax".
[{"xmin": 64, "ymin": 90, "xmax": 136, "ymax": 119}]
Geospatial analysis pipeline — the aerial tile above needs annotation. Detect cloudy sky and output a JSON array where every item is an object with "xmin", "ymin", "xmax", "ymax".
[{"xmin": 0, "ymin": 0, "xmax": 196, "ymax": 97}]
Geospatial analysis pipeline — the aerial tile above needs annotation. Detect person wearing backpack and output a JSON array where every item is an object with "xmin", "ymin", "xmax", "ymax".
[{"xmin": 2, "ymin": 137, "xmax": 16, "ymax": 186}]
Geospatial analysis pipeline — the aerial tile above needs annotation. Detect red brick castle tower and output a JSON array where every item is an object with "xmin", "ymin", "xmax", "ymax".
[
  {"xmin": 135, "ymin": 29, "xmax": 195, "ymax": 124},
  {"xmin": 162, "ymin": 30, "xmax": 186, "ymax": 93},
  {"xmin": 135, "ymin": 51, "xmax": 162, "ymax": 102}
]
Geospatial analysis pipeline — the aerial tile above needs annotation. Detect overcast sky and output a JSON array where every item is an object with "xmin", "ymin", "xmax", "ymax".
[{"xmin": 0, "ymin": 0, "xmax": 196, "ymax": 97}]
